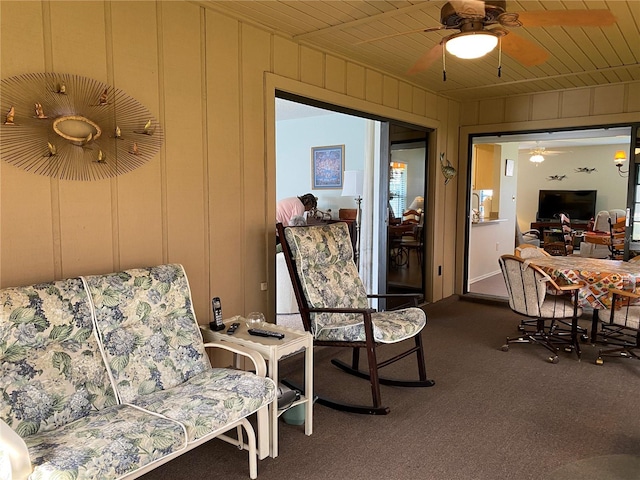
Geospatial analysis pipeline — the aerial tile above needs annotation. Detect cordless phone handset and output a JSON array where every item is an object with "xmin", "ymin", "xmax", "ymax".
[{"xmin": 209, "ymin": 297, "xmax": 225, "ymax": 331}]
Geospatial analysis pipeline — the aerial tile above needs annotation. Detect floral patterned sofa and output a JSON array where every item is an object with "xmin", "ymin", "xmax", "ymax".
[{"xmin": 0, "ymin": 264, "xmax": 276, "ymax": 480}]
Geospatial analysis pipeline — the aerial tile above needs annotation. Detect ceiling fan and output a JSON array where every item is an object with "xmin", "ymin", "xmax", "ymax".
[
  {"xmin": 360, "ymin": 0, "xmax": 616, "ymax": 77},
  {"xmin": 528, "ymin": 142, "xmax": 567, "ymax": 164}
]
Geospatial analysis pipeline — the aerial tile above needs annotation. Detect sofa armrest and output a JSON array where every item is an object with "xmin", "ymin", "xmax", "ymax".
[
  {"xmin": 203, "ymin": 342, "xmax": 268, "ymax": 377},
  {"xmin": 1, "ymin": 419, "xmax": 31, "ymax": 480}
]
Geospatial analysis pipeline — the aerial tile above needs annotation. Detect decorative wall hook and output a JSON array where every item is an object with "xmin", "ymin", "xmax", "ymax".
[
  {"xmin": 0, "ymin": 72, "xmax": 163, "ymax": 180},
  {"xmin": 440, "ymin": 152, "xmax": 457, "ymax": 185}
]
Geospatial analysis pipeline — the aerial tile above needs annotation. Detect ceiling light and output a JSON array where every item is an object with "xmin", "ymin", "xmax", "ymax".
[
  {"xmin": 529, "ymin": 154, "xmax": 544, "ymax": 164},
  {"xmin": 445, "ymin": 31, "xmax": 498, "ymax": 59}
]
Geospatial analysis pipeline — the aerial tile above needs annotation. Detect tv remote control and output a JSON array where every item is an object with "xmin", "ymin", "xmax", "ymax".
[
  {"xmin": 226, "ymin": 322, "xmax": 240, "ymax": 335},
  {"xmin": 248, "ymin": 328, "xmax": 285, "ymax": 339}
]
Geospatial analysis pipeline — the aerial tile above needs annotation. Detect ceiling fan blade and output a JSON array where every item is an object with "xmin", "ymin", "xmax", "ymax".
[
  {"xmin": 500, "ymin": 31, "xmax": 549, "ymax": 67},
  {"xmin": 354, "ymin": 26, "xmax": 447, "ymax": 45},
  {"xmin": 407, "ymin": 43, "xmax": 443, "ymax": 75},
  {"xmin": 449, "ymin": 0, "xmax": 485, "ymax": 18},
  {"xmin": 516, "ymin": 9, "xmax": 616, "ymax": 28}
]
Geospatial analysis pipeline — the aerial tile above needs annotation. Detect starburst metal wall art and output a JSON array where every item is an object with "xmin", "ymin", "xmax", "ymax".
[{"xmin": 0, "ymin": 72, "xmax": 163, "ymax": 180}]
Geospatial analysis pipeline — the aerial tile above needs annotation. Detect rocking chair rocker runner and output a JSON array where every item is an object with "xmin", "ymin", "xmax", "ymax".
[{"xmin": 276, "ymin": 222, "xmax": 434, "ymax": 415}]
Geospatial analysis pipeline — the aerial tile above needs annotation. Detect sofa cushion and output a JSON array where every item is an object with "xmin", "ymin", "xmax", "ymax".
[
  {"xmin": 0, "ymin": 279, "xmax": 116, "ymax": 437},
  {"xmin": 84, "ymin": 264, "xmax": 211, "ymax": 404},
  {"xmin": 131, "ymin": 368, "xmax": 276, "ymax": 442},
  {"xmin": 26, "ymin": 404, "xmax": 186, "ymax": 480}
]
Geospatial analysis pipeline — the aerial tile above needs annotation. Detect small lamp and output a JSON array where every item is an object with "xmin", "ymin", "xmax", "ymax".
[
  {"xmin": 342, "ymin": 170, "xmax": 364, "ymax": 266},
  {"xmin": 614, "ymin": 150, "xmax": 628, "ymax": 176}
]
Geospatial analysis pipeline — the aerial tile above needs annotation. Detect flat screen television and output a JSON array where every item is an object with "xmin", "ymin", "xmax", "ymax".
[{"xmin": 537, "ymin": 190, "xmax": 597, "ymax": 221}]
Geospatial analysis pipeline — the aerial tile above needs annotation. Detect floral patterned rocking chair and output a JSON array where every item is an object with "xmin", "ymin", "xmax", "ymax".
[{"xmin": 277, "ymin": 222, "xmax": 435, "ymax": 415}]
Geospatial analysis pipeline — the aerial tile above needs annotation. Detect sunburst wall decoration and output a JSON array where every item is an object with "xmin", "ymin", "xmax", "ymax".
[{"xmin": 0, "ymin": 72, "xmax": 163, "ymax": 181}]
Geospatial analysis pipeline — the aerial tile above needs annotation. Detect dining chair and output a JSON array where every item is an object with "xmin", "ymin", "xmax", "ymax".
[
  {"xmin": 595, "ymin": 289, "xmax": 640, "ymax": 365},
  {"xmin": 499, "ymin": 255, "xmax": 584, "ymax": 363},
  {"xmin": 560, "ymin": 213, "xmax": 576, "ymax": 255},
  {"xmin": 607, "ymin": 217, "xmax": 625, "ymax": 260},
  {"xmin": 401, "ymin": 209, "xmax": 421, "ymax": 225},
  {"xmin": 515, "ymin": 221, "xmax": 540, "ymax": 248},
  {"xmin": 400, "ymin": 224, "xmax": 424, "ymax": 268},
  {"xmin": 276, "ymin": 221, "xmax": 435, "ymax": 415},
  {"xmin": 515, "ymin": 244, "xmax": 549, "ymax": 259},
  {"xmin": 543, "ymin": 241, "xmax": 570, "ymax": 256},
  {"xmin": 513, "ymin": 245, "xmax": 589, "ymax": 341}
]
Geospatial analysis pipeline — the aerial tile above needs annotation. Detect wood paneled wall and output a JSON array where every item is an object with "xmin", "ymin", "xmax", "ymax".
[{"xmin": 0, "ymin": 1, "xmax": 460, "ymax": 324}]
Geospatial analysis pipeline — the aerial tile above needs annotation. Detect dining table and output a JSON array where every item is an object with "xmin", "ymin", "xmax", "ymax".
[{"xmin": 527, "ymin": 256, "xmax": 640, "ymax": 342}]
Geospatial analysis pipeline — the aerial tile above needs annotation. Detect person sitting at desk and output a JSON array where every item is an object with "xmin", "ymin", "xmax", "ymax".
[{"xmin": 276, "ymin": 193, "xmax": 317, "ymax": 227}]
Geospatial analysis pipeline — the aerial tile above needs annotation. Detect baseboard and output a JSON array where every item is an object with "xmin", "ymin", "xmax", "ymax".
[{"xmin": 469, "ymin": 269, "xmax": 501, "ymax": 285}]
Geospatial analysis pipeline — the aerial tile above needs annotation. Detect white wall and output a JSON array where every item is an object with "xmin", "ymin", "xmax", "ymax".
[
  {"xmin": 516, "ymin": 144, "xmax": 628, "ymax": 229},
  {"xmin": 276, "ymin": 110, "xmax": 368, "ymax": 216},
  {"xmin": 468, "ymin": 143, "xmax": 519, "ymax": 283}
]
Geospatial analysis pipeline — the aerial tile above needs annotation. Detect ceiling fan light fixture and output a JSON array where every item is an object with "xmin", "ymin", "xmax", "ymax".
[
  {"xmin": 529, "ymin": 154, "xmax": 544, "ymax": 164},
  {"xmin": 445, "ymin": 31, "xmax": 498, "ymax": 59}
]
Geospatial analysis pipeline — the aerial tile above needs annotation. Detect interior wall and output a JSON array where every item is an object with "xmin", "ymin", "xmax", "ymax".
[
  {"xmin": 276, "ymin": 111, "xmax": 368, "ymax": 215},
  {"xmin": 468, "ymin": 143, "xmax": 518, "ymax": 283},
  {"xmin": 457, "ymin": 81, "xmax": 640, "ymax": 295},
  {"xmin": 0, "ymin": 0, "xmax": 460, "ymax": 324},
  {"xmin": 516, "ymin": 144, "xmax": 628, "ymax": 228}
]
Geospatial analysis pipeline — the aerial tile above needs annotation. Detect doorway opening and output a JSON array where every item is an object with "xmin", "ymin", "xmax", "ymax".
[
  {"xmin": 465, "ymin": 125, "xmax": 636, "ymax": 299},
  {"xmin": 274, "ymin": 96, "xmax": 431, "ymax": 325},
  {"xmin": 386, "ymin": 129, "xmax": 428, "ymax": 308}
]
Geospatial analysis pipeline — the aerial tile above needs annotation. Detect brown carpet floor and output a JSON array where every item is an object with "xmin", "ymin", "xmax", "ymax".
[{"xmin": 142, "ymin": 297, "xmax": 640, "ymax": 480}]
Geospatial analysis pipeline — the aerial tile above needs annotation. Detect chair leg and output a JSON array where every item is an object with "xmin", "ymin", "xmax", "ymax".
[
  {"xmin": 596, "ymin": 346, "xmax": 640, "ymax": 365},
  {"xmin": 351, "ymin": 347, "xmax": 360, "ymax": 371},
  {"xmin": 502, "ymin": 317, "xmax": 577, "ymax": 364},
  {"xmin": 364, "ymin": 338, "xmax": 383, "ymax": 410},
  {"xmin": 415, "ymin": 333, "xmax": 427, "ymax": 381},
  {"xmin": 331, "ymin": 336, "xmax": 435, "ymax": 388}
]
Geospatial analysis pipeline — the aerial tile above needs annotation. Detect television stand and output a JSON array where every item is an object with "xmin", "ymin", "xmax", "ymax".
[{"xmin": 531, "ymin": 220, "xmax": 590, "ymax": 247}]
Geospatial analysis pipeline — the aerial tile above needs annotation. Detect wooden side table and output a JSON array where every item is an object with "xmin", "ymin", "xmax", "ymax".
[{"xmin": 200, "ymin": 320, "xmax": 313, "ymax": 459}]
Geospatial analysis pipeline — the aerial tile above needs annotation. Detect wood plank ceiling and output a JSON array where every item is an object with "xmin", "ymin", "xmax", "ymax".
[{"xmin": 198, "ymin": 0, "xmax": 640, "ymax": 102}]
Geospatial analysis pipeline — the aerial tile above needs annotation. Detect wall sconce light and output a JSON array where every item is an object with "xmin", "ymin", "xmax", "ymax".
[{"xmin": 614, "ymin": 150, "xmax": 628, "ymax": 177}]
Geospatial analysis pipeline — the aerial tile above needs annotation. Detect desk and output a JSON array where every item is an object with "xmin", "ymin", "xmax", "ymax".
[
  {"xmin": 527, "ymin": 256, "xmax": 640, "ymax": 342},
  {"xmin": 200, "ymin": 320, "xmax": 313, "ymax": 458}
]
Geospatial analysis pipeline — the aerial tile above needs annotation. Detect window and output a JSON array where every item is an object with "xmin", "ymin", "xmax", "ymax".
[{"xmin": 389, "ymin": 162, "xmax": 407, "ymax": 217}]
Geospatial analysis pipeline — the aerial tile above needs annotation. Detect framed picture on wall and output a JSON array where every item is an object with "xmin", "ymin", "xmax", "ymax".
[
  {"xmin": 311, "ymin": 145, "xmax": 345, "ymax": 189},
  {"xmin": 505, "ymin": 158, "xmax": 515, "ymax": 177}
]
